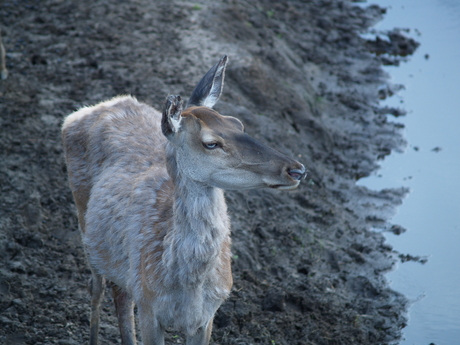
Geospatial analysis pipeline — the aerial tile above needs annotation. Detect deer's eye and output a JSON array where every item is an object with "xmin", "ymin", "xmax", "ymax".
[{"xmin": 203, "ymin": 142, "xmax": 220, "ymax": 150}]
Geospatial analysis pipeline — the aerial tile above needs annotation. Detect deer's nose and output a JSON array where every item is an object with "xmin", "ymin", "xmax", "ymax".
[{"xmin": 287, "ymin": 165, "xmax": 307, "ymax": 181}]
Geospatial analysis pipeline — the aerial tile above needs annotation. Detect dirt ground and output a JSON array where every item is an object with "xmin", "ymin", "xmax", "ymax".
[{"xmin": 0, "ymin": 0, "xmax": 419, "ymax": 344}]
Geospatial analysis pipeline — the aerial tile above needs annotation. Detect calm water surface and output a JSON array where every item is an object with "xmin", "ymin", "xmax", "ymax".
[{"xmin": 358, "ymin": 1, "xmax": 460, "ymax": 344}]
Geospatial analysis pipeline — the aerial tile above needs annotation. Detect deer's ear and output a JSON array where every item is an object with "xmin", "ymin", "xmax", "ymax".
[
  {"xmin": 187, "ymin": 55, "xmax": 228, "ymax": 108},
  {"xmin": 161, "ymin": 95, "xmax": 183, "ymax": 137}
]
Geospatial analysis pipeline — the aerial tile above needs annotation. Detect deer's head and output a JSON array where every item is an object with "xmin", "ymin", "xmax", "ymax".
[{"xmin": 161, "ymin": 56, "xmax": 306, "ymax": 191}]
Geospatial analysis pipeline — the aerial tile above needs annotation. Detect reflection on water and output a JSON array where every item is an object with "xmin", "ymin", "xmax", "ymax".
[{"xmin": 357, "ymin": 0, "xmax": 460, "ymax": 344}]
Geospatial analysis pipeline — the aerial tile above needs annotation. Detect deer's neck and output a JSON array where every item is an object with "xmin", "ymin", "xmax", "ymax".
[{"xmin": 162, "ymin": 146, "xmax": 230, "ymax": 287}]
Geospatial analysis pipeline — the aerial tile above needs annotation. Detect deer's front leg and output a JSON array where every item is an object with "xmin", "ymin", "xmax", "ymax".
[
  {"xmin": 137, "ymin": 304, "xmax": 165, "ymax": 345},
  {"xmin": 186, "ymin": 318, "xmax": 213, "ymax": 345}
]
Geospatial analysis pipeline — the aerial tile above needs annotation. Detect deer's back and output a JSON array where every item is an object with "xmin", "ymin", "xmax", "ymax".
[{"xmin": 62, "ymin": 95, "xmax": 167, "ymax": 184}]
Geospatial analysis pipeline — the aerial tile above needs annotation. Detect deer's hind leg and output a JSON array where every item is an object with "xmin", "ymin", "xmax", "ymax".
[
  {"xmin": 112, "ymin": 283, "xmax": 136, "ymax": 345},
  {"xmin": 89, "ymin": 273, "xmax": 105, "ymax": 345}
]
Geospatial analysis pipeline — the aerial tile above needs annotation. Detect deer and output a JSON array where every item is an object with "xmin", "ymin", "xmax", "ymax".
[{"xmin": 61, "ymin": 55, "xmax": 306, "ymax": 345}]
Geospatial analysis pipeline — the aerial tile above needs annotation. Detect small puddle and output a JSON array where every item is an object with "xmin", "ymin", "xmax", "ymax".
[{"xmin": 357, "ymin": 0, "xmax": 460, "ymax": 344}]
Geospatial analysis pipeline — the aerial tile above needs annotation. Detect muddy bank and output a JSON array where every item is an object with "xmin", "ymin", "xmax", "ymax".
[{"xmin": 0, "ymin": 0, "xmax": 413, "ymax": 344}]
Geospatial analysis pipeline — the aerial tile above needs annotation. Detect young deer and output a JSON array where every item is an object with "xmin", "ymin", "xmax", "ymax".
[{"xmin": 62, "ymin": 56, "xmax": 306, "ymax": 345}]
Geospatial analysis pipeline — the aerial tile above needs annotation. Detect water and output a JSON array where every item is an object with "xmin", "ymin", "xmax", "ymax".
[{"xmin": 357, "ymin": 1, "xmax": 460, "ymax": 344}]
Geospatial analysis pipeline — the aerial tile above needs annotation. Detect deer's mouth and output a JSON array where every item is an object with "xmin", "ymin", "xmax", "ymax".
[
  {"xmin": 268, "ymin": 180, "xmax": 301, "ymax": 190},
  {"xmin": 266, "ymin": 165, "xmax": 306, "ymax": 190}
]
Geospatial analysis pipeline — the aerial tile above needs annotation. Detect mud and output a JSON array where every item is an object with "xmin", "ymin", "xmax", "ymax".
[{"xmin": 0, "ymin": 1, "xmax": 415, "ymax": 344}]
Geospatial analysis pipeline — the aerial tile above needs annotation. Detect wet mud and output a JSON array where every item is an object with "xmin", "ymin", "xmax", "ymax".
[{"xmin": 0, "ymin": 1, "xmax": 416, "ymax": 344}]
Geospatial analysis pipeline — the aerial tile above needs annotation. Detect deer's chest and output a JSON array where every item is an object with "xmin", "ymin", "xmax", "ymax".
[{"xmin": 153, "ymin": 275, "xmax": 230, "ymax": 335}]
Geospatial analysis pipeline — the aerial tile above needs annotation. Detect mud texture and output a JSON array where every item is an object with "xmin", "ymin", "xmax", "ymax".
[{"xmin": 0, "ymin": 1, "xmax": 414, "ymax": 344}]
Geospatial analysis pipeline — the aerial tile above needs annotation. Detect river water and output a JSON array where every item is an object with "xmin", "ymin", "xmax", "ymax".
[{"xmin": 357, "ymin": 0, "xmax": 460, "ymax": 344}]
